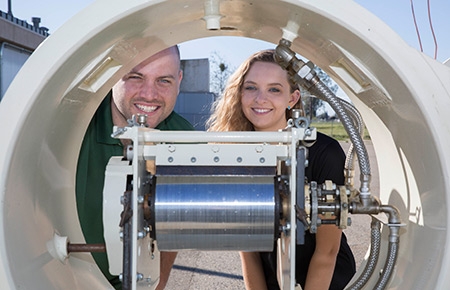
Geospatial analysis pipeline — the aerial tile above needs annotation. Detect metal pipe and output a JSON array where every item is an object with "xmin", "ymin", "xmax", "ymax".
[
  {"xmin": 67, "ymin": 243, "xmax": 106, "ymax": 253},
  {"xmin": 346, "ymin": 218, "xmax": 381, "ymax": 290},
  {"xmin": 374, "ymin": 237, "xmax": 399, "ymax": 289},
  {"xmin": 140, "ymin": 130, "xmax": 297, "ymax": 143},
  {"xmin": 274, "ymin": 39, "xmax": 372, "ymax": 199},
  {"xmin": 373, "ymin": 205, "xmax": 401, "ymax": 289}
]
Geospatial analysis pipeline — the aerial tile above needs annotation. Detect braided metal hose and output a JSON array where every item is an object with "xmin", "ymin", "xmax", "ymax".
[
  {"xmin": 374, "ymin": 240, "xmax": 399, "ymax": 289},
  {"xmin": 308, "ymin": 80, "xmax": 372, "ymax": 198},
  {"xmin": 346, "ymin": 218, "xmax": 381, "ymax": 290}
]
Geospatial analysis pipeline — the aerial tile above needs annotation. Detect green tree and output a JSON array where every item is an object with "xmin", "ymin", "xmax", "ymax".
[
  {"xmin": 301, "ymin": 66, "xmax": 339, "ymax": 120},
  {"xmin": 209, "ymin": 51, "xmax": 235, "ymax": 96}
]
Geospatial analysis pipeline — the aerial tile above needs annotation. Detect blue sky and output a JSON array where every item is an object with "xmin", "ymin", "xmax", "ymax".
[{"xmin": 1, "ymin": 0, "xmax": 449, "ymax": 65}]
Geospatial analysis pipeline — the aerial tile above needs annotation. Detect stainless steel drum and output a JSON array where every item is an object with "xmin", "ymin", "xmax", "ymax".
[{"xmin": 155, "ymin": 175, "xmax": 277, "ymax": 251}]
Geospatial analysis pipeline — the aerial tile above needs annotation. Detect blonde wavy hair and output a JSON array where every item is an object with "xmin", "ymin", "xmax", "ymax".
[{"xmin": 206, "ymin": 49, "xmax": 302, "ymax": 132}]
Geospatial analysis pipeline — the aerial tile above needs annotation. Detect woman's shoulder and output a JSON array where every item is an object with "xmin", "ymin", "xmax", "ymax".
[
  {"xmin": 307, "ymin": 132, "xmax": 346, "ymax": 164},
  {"xmin": 305, "ymin": 131, "xmax": 342, "ymax": 152}
]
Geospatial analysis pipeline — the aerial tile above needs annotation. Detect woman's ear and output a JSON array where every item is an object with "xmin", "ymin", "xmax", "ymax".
[{"xmin": 289, "ymin": 90, "xmax": 301, "ymax": 107}]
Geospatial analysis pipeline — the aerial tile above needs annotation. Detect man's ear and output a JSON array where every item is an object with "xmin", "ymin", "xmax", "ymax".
[{"xmin": 178, "ymin": 69, "xmax": 183, "ymax": 83}]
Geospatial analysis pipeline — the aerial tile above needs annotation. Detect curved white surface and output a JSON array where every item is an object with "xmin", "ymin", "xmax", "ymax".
[{"xmin": 0, "ymin": 0, "xmax": 449, "ymax": 289}]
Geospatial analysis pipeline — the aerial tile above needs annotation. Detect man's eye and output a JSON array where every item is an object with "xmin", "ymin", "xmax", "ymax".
[
  {"xmin": 159, "ymin": 78, "xmax": 172, "ymax": 84},
  {"xmin": 127, "ymin": 74, "xmax": 142, "ymax": 80}
]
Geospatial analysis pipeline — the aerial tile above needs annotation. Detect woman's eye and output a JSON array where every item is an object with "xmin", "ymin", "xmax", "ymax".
[
  {"xmin": 269, "ymin": 87, "xmax": 281, "ymax": 93},
  {"xmin": 244, "ymin": 86, "xmax": 257, "ymax": 91}
]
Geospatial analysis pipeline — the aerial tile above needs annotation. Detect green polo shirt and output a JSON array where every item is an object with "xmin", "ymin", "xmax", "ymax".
[{"xmin": 76, "ymin": 94, "xmax": 194, "ymax": 289}]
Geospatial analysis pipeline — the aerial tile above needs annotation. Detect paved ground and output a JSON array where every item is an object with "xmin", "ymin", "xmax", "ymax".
[{"xmin": 165, "ymin": 141, "xmax": 378, "ymax": 290}]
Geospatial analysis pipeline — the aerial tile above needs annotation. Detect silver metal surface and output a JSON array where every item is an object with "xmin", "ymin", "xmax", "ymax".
[{"xmin": 155, "ymin": 175, "xmax": 276, "ymax": 251}]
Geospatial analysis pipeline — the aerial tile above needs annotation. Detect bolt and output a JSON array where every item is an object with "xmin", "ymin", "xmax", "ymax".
[
  {"xmin": 213, "ymin": 156, "xmax": 220, "ymax": 162},
  {"xmin": 255, "ymin": 145, "xmax": 263, "ymax": 153},
  {"xmin": 168, "ymin": 157, "xmax": 174, "ymax": 163},
  {"xmin": 138, "ymin": 231, "xmax": 146, "ymax": 239},
  {"xmin": 236, "ymin": 157, "xmax": 242, "ymax": 163},
  {"xmin": 136, "ymin": 114, "xmax": 147, "ymax": 126},
  {"xmin": 191, "ymin": 157, "xmax": 197, "ymax": 163},
  {"xmin": 282, "ymin": 223, "xmax": 291, "ymax": 232},
  {"xmin": 259, "ymin": 157, "xmax": 265, "ymax": 163}
]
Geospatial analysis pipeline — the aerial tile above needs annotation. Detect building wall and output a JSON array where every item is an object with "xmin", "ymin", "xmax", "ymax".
[
  {"xmin": 0, "ymin": 11, "xmax": 48, "ymax": 100},
  {"xmin": 176, "ymin": 58, "xmax": 216, "ymax": 130},
  {"xmin": 180, "ymin": 58, "xmax": 210, "ymax": 92}
]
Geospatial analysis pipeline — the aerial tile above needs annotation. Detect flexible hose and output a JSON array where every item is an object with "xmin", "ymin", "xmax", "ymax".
[
  {"xmin": 275, "ymin": 39, "xmax": 371, "ymax": 195},
  {"xmin": 374, "ymin": 239, "xmax": 399, "ymax": 289},
  {"xmin": 346, "ymin": 218, "xmax": 381, "ymax": 290},
  {"xmin": 373, "ymin": 205, "xmax": 401, "ymax": 289},
  {"xmin": 308, "ymin": 80, "xmax": 371, "ymax": 180},
  {"xmin": 339, "ymin": 98, "xmax": 365, "ymax": 171},
  {"xmin": 339, "ymin": 98, "xmax": 365, "ymax": 190}
]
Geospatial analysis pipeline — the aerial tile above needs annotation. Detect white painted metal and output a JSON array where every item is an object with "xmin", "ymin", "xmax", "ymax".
[
  {"xmin": 102, "ymin": 157, "xmax": 132, "ymax": 275},
  {"xmin": 0, "ymin": 0, "xmax": 449, "ymax": 289}
]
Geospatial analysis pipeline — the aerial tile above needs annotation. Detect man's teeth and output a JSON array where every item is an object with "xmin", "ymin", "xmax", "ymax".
[
  {"xmin": 136, "ymin": 104, "xmax": 157, "ymax": 113},
  {"xmin": 254, "ymin": 108, "xmax": 270, "ymax": 113}
]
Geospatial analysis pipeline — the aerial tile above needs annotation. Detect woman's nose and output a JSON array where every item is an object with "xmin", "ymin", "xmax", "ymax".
[{"xmin": 254, "ymin": 90, "xmax": 268, "ymax": 102}]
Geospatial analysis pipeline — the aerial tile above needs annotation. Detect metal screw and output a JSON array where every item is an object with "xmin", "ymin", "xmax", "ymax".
[
  {"xmin": 259, "ymin": 157, "xmax": 265, "ymax": 163},
  {"xmin": 136, "ymin": 273, "xmax": 144, "ymax": 281},
  {"xmin": 213, "ymin": 156, "xmax": 220, "ymax": 162},
  {"xmin": 168, "ymin": 157, "xmax": 174, "ymax": 163},
  {"xmin": 191, "ymin": 157, "xmax": 197, "ymax": 163},
  {"xmin": 236, "ymin": 157, "xmax": 242, "ymax": 163},
  {"xmin": 138, "ymin": 231, "xmax": 146, "ymax": 239}
]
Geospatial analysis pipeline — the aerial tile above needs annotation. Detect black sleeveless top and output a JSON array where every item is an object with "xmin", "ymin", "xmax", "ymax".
[{"xmin": 260, "ymin": 132, "xmax": 356, "ymax": 290}]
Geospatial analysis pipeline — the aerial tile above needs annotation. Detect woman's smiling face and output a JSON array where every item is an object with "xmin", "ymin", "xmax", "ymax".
[{"xmin": 241, "ymin": 61, "xmax": 300, "ymax": 131}]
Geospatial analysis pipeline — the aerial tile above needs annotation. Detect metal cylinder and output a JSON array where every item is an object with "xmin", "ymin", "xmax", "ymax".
[{"xmin": 154, "ymin": 175, "xmax": 277, "ymax": 251}]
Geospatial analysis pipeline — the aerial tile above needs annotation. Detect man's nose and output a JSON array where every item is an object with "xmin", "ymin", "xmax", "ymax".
[{"xmin": 139, "ymin": 81, "xmax": 157, "ymax": 99}]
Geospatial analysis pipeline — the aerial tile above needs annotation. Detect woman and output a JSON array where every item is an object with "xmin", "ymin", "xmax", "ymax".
[{"xmin": 207, "ymin": 49, "xmax": 356, "ymax": 290}]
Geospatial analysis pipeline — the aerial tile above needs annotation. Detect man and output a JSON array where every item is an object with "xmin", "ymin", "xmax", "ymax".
[{"xmin": 76, "ymin": 46, "xmax": 194, "ymax": 290}]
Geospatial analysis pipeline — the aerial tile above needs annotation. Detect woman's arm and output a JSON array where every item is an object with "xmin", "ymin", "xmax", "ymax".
[
  {"xmin": 240, "ymin": 251, "xmax": 268, "ymax": 290},
  {"xmin": 303, "ymin": 224, "xmax": 342, "ymax": 290}
]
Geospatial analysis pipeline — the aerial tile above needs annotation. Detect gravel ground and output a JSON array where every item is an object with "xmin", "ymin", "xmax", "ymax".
[{"xmin": 165, "ymin": 140, "xmax": 378, "ymax": 289}]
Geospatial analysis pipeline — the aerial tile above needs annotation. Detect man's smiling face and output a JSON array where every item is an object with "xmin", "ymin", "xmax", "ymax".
[{"xmin": 111, "ymin": 46, "xmax": 182, "ymax": 128}]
